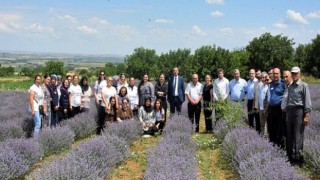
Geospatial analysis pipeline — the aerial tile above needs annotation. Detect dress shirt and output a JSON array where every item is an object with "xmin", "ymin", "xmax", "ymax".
[
  {"xmin": 213, "ymin": 77, "xmax": 230, "ymax": 101},
  {"xmin": 229, "ymin": 78, "xmax": 247, "ymax": 101},
  {"xmin": 247, "ymin": 78, "xmax": 258, "ymax": 100}
]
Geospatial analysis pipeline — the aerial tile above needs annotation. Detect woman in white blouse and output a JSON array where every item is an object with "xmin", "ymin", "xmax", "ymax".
[
  {"xmin": 127, "ymin": 77, "xmax": 139, "ymax": 117},
  {"xmin": 68, "ymin": 74, "xmax": 82, "ymax": 117},
  {"xmin": 29, "ymin": 74, "xmax": 45, "ymax": 136}
]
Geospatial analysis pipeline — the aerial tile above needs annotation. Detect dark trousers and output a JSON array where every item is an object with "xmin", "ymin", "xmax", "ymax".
[
  {"xmin": 170, "ymin": 96, "xmax": 182, "ymax": 114},
  {"xmin": 247, "ymin": 99, "xmax": 261, "ymax": 133},
  {"xmin": 162, "ymin": 101, "xmax": 168, "ymax": 121},
  {"xmin": 96, "ymin": 105, "xmax": 106, "ymax": 135},
  {"xmin": 51, "ymin": 109, "xmax": 60, "ymax": 127},
  {"xmin": 286, "ymin": 107, "xmax": 305, "ymax": 165},
  {"xmin": 204, "ymin": 109, "xmax": 213, "ymax": 131},
  {"xmin": 71, "ymin": 106, "xmax": 81, "ymax": 117},
  {"xmin": 155, "ymin": 121, "xmax": 165, "ymax": 131},
  {"xmin": 188, "ymin": 102, "xmax": 201, "ymax": 132},
  {"xmin": 268, "ymin": 105, "xmax": 285, "ymax": 147}
]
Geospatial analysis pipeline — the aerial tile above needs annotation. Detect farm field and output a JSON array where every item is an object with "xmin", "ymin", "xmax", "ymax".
[{"xmin": 0, "ymin": 84, "xmax": 319, "ymax": 179}]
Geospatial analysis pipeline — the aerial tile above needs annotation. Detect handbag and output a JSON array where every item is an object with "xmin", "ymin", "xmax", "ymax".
[{"xmin": 35, "ymin": 99, "xmax": 45, "ymax": 116}]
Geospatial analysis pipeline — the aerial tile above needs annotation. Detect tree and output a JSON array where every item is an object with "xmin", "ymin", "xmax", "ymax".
[
  {"xmin": 42, "ymin": 60, "xmax": 65, "ymax": 76},
  {"xmin": 294, "ymin": 44, "xmax": 309, "ymax": 73},
  {"xmin": 246, "ymin": 32, "xmax": 295, "ymax": 71},
  {"xmin": 115, "ymin": 63, "xmax": 127, "ymax": 75},
  {"xmin": 104, "ymin": 62, "xmax": 117, "ymax": 76},
  {"xmin": 124, "ymin": 47, "xmax": 158, "ymax": 79},
  {"xmin": 305, "ymin": 34, "xmax": 320, "ymax": 77}
]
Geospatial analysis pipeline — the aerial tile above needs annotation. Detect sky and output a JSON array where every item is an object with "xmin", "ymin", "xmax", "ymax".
[{"xmin": 0, "ymin": 0, "xmax": 319, "ymax": 56}]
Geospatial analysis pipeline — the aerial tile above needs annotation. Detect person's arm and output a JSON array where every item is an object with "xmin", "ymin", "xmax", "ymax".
[
  {"xmin": 101, "ymin": 92, "xmax": 108, "ymax": 110},
  {"xmin": 116, "ymin": 111, "xmax": 123, "ymax": 122},
  {"xmin": 195, "ymin": 85, "xmax": 203, "ymax": 104},
  {"xmin": 161, "ymin": 108, "xmax": 165, "ymax": 121},
  {"xmin": 303, "ymin": 84, "xmax": 312, "ymax": 126},
  {"xmin": 150, "ymin": 83, "xmax": 155, "ymax": 105},
  {"xmin": 94, "ymin": 81, "xmax": 99, "ymax": 104},
  {"xmin": 68, "ymin": 89, "xmax": 73, "ymax": 110},
  {"xmin": 29, "ymin": 90, "xmax": 35, "ymax": 116},
  {"xmin": 185, "ymin": 84, "xmax": 194, "ymax": 104},
  {"xmin": 181, "ymin": 77, "xmax": 185, "ymax": 102}
]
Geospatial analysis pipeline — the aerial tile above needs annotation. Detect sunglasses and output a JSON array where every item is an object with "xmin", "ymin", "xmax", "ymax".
[{"xmin": 100, "ymin": 74, "xmax": 105, "ymax": 76}]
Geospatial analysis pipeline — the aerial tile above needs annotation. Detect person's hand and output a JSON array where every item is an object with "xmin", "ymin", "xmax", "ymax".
[
  {"xmin": 54, "ymin": 106, "xmax": 59, "ymax": 111},
  {"xmin": 134, "ymin": 104, "xmax": 138, "ymax": 109},
  {"xmin": 304, "ymin": 116, "xmax": 309, "ymax": 126},
  {"xmin": 156, "ymin": 123, "xmax": 160, "ymax": 129},
  {"xmin": 95, "ymin": 99, "xmax": 99, "ymax": 105},
  {"xmin": 64, "ymin": 109, "xmax": 67, "ymax": 113},
  {"xmin": 80, "ymin": 105, "xmax": 83, "ymax": 110},
  {"xmin": 142, "ymin": 122, "xmax": 147, "ymax": 129},
  {"xmin": 32, "ymin": 110, "xmax": 35, "ymax": 117},
  {"xmin": 70, "ymin": 106, "xmax": 73, "ymax": 111},
  {"xmin": 149, "ymin": 123, "xmax": 154, "ymax": 128}
]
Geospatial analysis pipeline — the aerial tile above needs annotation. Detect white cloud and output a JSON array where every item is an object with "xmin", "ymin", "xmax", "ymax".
[
  {"xmin": 286, "ymin": 9, "xmax": 308, "ymax": 25},
  {"xmin": 58, "ymin": 14, "xmax": 77, "ymax": 23},
  {"xmin": 220, "ymin": 27, "xmax": 233, "ymax": 33},
  {"xmin": 0, "ymin": 22, "xmax": 11, "ymax": 32},
  {"xmin": 78, "ymin": 25, "xmax": 98, "ymax": 34},
  {"xmin": 28, "ymin": 23, "xmax": 55, "ymax": 33},
  {"xmin": 273, "ymin": 23, "xmax": 288, "ymax": 29},
  {"xmin": 0, "ymin": 14, "xmax": 21, "ymax": 21},
  {"xmin": 306, "ymin": 11, "xmax": 320, "ymax": 19},
  {"xmin": 90, "ymin": 17, "xmax": 108, "ymax": 25},
  {"xmin": 192, "ymin": 25, "xmax": 206, "ymax": 36},
  {"xmin": 205, "ymin": 0, "xmax": 224, "ymax": 5},
  {"xmin": 0, "ymin": 14, "xmax": 22, "ymax": 32},
  {"xmin": 155, "ymin": 18, "xmax": 174, "ymax": 24},
  {"xmin": 211, "ymin": 11, "xmax": 224, "ymax": 17}
]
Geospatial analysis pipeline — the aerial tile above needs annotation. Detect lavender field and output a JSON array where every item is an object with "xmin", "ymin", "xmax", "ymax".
[{"xmin": 0, "ymin": 83, "xmax": 319, "ymax": 179}]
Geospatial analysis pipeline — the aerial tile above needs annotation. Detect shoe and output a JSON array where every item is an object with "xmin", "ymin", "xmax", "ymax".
[{"xmin": 143, "ymin": 134, "xmax": 151, "ymax": 138}]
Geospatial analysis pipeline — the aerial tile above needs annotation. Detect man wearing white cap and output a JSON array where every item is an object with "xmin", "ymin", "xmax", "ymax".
[{"xmin": 285, "ymin": 66, "xmax": 312, "ymax": 167}]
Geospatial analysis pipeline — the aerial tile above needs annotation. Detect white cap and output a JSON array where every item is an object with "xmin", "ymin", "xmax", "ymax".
[{"xmin": 291, "ymin": 67, "xmax": 300, "ymax": 73}]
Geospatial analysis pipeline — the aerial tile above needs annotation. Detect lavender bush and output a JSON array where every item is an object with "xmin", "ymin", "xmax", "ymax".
[
  {"xmin": 61, "ymin": 113, "xmax": 97, "ymax": 140},
  {"xmin": 0, "ymin": 147, "xmax": 29, "ymax": 179},
  {"xmin": 144, "ymin": 115, "xmax": 198, "ymax": 180},
  {"xmin": 0, "ymin": 119, "xmax": 25, "ymax": 142},
  {"xmin": 103, "ymin": 120, "xmax": 143, "ymax": 143},
  {"xmin": 1, "ymin": 138, "xmax": 43, "ymax": 167},
  {"xmin": 34, "ymin": 134, "xmax": 129, "ymax": 179},
  {"xmin": 222, "ymin": 127, "xmax": 305, "ymax": 179},
  {"xmin": 36, "ymin": 126, "xmax": 75, "ymax": 156}
]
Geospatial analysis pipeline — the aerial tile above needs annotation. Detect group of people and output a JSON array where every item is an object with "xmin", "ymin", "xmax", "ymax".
[
  {"xmin": 28, "ymin": 74, "xmax": 92, "ymax": 135},
  {"xmin": 200, "ymin": 66, "xmax": 311, "ymax": 167},
  {"xmin": 28, "ymin": 65, "xmax": 312, "ymax": 166}
]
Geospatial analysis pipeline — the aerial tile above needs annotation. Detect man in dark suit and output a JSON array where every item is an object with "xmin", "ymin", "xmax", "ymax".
[{"xmin": 168, "ymin": 67, "xmax": 185, "ymax": 115}]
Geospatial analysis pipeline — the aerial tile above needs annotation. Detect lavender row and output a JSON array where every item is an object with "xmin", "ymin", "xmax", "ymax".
[
  {"xmin": 144, "ymin": 115, "xmax": 198, "ymax": 180},
  {"xmin": 308, "ymin": 84, "xmax": 320, "ymax": 111},
  {"xmin": 304, "ymin": 112, "xmax": 320, "ymax": 174},
  {"xmin": 222, "ymin": 127, "xmax": 305, "ymax": 180},
  {"xmin": 33, "ymin": 121, "xmax": 142, "ymax": 179}
]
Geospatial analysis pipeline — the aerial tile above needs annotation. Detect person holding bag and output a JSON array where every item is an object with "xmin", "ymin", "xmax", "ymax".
[{"xmin": 28, "ymin": 74, "xmax": 45, "ymax": 136}]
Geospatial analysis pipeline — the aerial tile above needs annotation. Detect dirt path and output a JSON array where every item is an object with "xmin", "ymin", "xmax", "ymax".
[
  {"xmin": 107, "ymin": 136, "xmax": 161, "ymax": 180},
  {"xmin": 195, "ymin": 115, "xmax": 238, "ymax": 180}
]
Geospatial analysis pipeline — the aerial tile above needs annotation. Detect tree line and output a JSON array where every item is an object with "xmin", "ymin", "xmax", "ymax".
[{"xmin": 3, "ymin": 32, "xmax": 320, "ymax": 81}]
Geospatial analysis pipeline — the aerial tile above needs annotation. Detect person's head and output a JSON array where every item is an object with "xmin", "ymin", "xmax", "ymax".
[
  {"xmin": 217, "ymin": 68, "xmax": 224, "ymax": 79},
  {"xmin": 98, "ymin": 70, "xmax": 105, "ymax": 81},
  {"xmin": 256, "ymin": 69, "xmax": 261, "ymax": 80},
  {"xmin": 192, "ymin": 74, "xmax": 198, "ymax": 84},
  {"xmin": 57, "ymin": 75, "xmax": 62, "ymax": 85},
  {"xmin": 119, "ymin": 73, "xmax": 126, "ymax": 83},
  {"xmin": 109, "ymin": 96, "xmax": 116, "ymax": 106},
  {"xmin": 80, "ymin": 77, "xmax": 88, "ymax": 86},
  {"xmin": 129, "ymin": 77, "xmax": 135, "ymax": 86},
  {"xmin": 291, "ymin": 67, "xmax": 301, "ymax": 82},
  {"xmin": 144, "ymin": 97, "xmax": 152, "ymax": 107},
  {"xmin": 122, "ymin": 97, "xmax": 129, "ymax": 109},
  {"xmin": 34, "ymin": 74, "xmax": 42, "ymax": 85},
  {"xmin": 283, "ymin": 70, "xmax": 292, "ymax": 85},
  {"xmin": 50, "ymin": 74, "xmax": 57, "ymax": 85},
  {"xmin": 173, "ymin": 67, "xmax": 179, "ymax": 76},
  {"xmin": 233, "ymin": 69, "xmax": 240, "ymax": 80},
  {"xmin": 72, "ymin": 75, "xmax": 79, "ymax": 85},
  {"xmin": 142, "ymin": 73, "xmax": 149, "ymax": 83},
  {"xmin": 205, "ymin": 74, "xmax": 211, "ymax": 84},
  {"xmin": 159, "ymin": 73, "xmax": 165, "ymax": 84},
  {"xmin": 62, "ymin": 79, "xmax": 69, "ymax": 88},
  {"xmin": 268, "ymin": 68, "xmax": 274, "ymax": 81},
  {"xmin": 154, "ymin": 99, "xmax": 162, "ymax": 110},
  {"xmin": 119, "ymin": 86, "xmax": 128, "ymax": 96},
  {"xmin": 265, "ymin": 75, "xmax": 271, "ymax": 84},
  {"xmin": 261, "ymin": 72, "xmax": 268, "ymax": 84},
  {"xmin": 43, "ymin": 74, "xmax": 51, "ymax": 85},
  {"xmin": 249, "ymin": 69, "xmax": 255, "ymax": 80},
  {"xmin": 66, "ymin": 75, "xmax": 72, "ymax": 83},
  {"xmin": 273, "ymin": 68, "xmax": 281, "ymax": 82},
  {"xmin": 107, "ymin": 76, "xmax": 113, "ymax": 87}
]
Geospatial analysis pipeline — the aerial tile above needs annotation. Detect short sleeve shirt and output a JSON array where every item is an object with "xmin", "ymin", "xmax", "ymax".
[{"xmin": 68, "ymin": 84, "xmax": 82, "ymax": 107}]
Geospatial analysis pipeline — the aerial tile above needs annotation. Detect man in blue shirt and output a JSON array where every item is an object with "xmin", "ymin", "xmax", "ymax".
[
  {"xmin": 229, "ymin": 69, "xmax": 247, "ymax": 102},
  {"xmin": 266, "ymin": 67, "xmax": 286, "ymax": 147},
  {"xmin": 247, "ymin": 69, "xmax": 259, "ymax": 131}
]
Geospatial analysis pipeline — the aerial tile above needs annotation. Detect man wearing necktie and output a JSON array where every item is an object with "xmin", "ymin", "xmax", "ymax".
[{"xmin": 168, "ymin": 67, "xmax": 185, "ymax": 115}]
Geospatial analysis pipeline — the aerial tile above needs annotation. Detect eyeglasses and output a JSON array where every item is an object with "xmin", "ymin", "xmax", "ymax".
[{"xmin": 100, "ymin": 74, "xmax": 105, "ymax": 76}]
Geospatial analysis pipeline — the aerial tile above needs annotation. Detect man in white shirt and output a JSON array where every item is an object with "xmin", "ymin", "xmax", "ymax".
[
  {"xmin": 213, "ymin": 68, "xmax": 229, "ymax": 122},
  {"xmin": 185, "ymin": 74, "xmax": 203, "ymax": 132},
  {"xmin": 259, "ymin": 72, "xmax": 270, "ymax": 136}
]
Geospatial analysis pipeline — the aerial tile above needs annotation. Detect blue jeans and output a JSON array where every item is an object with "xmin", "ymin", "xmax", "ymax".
[{"xmin": 33, "ymin": 111, "xmax": 41, "ymax": 136}]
